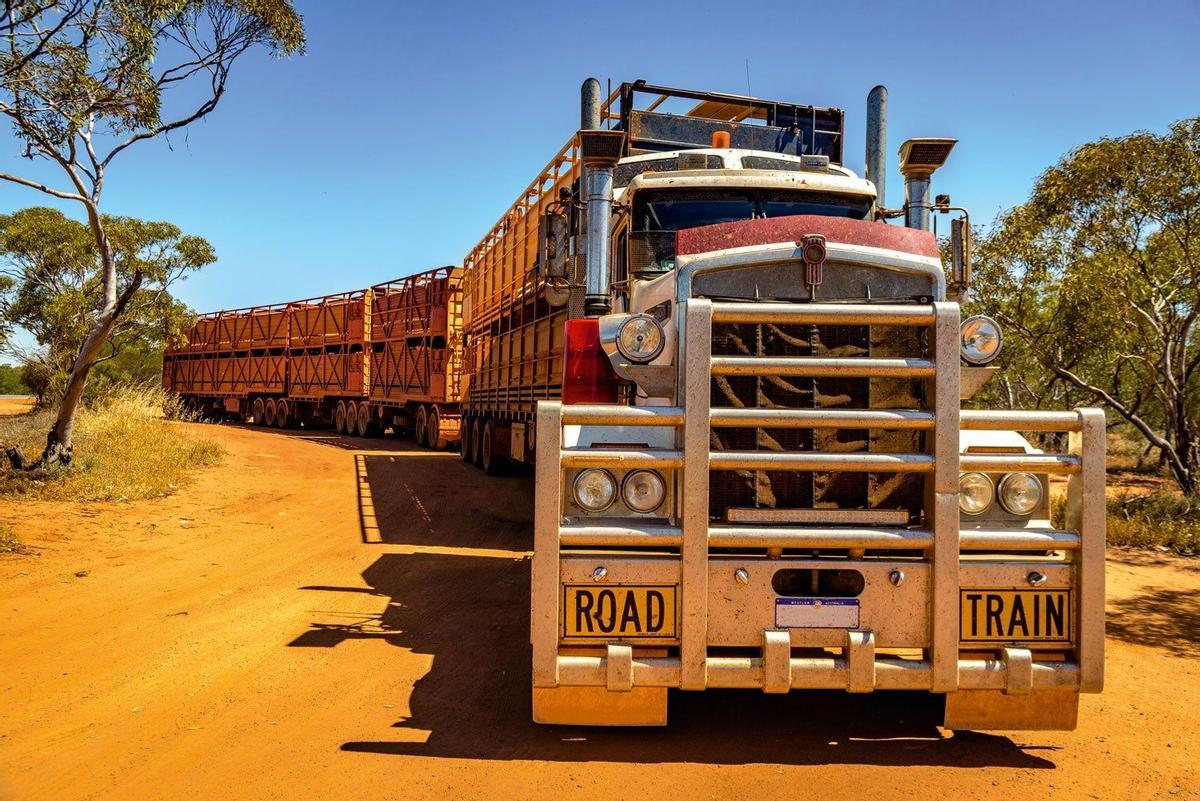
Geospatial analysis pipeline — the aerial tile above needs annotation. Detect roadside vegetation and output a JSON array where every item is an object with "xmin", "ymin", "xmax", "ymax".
[{"xmin": 0, "ymin": 385, "xmax": 222, "ymax": 503}]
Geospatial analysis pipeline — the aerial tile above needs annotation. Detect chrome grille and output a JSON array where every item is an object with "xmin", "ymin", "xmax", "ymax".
[{"xmin": 709, "ymin": 315, "xmax": 928, "ymax": 522}]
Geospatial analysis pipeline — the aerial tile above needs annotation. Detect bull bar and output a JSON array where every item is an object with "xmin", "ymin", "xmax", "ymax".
[{"xmin": 532, "ymin": 299, "xmax": 1105, "ymax": 701}]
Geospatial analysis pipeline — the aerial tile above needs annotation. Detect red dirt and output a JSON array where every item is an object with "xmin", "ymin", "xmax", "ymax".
[{"xmin": 1, "ymin": 423, "xmax": 1197, "ymax": 800}]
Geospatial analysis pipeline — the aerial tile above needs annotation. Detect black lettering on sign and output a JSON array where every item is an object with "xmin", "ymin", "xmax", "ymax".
[
  {"xmin": 575, "ymin": 591, "xmax": 595, "ymax": 633},
  {"xmin": 959, "ymin": 589, "xmax": 1071, "ymax": 644},
  {"xmin": 1046, "ymin": 593, "xmax": 1064, "ymax": 639},
  {"xmin": 562, "ymin": 585, "xmax": 678, "ymax": 640},
  {"xmin": 619, "ymin": 592, "xmax": 641, "ymax": 633},
  {"xmin": 646, "ymin": 590, "xmax": 665, "ymax": 632},
  {"xmin": 967, "ymin": 593, "xmax": 983, "ymax": 637},
  {"xmin": 595, "ymin": 589, "xmax": 616, "ymax": 633},
  {"xmin": 986, "ymin": 595, "xmax": 1004, "ymax": 638},
  {"xmin": 1008, "ymin": 594, "xmax": 1029, "ymax": 638}
]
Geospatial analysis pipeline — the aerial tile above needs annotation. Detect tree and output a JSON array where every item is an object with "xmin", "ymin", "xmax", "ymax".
[
  {"xmin": 0, "ymin": 206, "xmax": 213, "ymax": 401},
  {"xmin": 974, "ymin": 118, "xmax": 1200, "ymax": 493},
  {"xmin": 0, "ymin": 0, "xmax": 304, "ymax": 466}
]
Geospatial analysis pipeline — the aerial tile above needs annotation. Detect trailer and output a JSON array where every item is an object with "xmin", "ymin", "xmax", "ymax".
[{"xmin": 163, "ymin": 266, "xmax": 463, "ymax": 446}]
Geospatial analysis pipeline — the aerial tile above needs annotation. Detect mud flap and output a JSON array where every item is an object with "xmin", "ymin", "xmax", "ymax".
[
  {"xmin": 943, "ymin": 689, "xmax": 1079, "ymax": 731},
  {"xmin": 532, "ymin": 686, "xmax": 668, "ymax": 726}
]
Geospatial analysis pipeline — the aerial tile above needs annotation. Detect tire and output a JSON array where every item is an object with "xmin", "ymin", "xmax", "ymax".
[
  {"xmin": 334, "ymin": 401, "xmax": 347, "ymax": 435},
  {"xmin": 427, "ymin": 406, "xmax": 447, "ymax": 451},
  {"xmin": 356, "ymin": 402, "xmax": 372, "ymax": 437},
  {"xmin": 470, "ymin": 417, "xmax": 484, "ymax": 467},
  {"xmin": 460, "ymin": 416, "xmax": 474, "ymax": 462},
  {"xmin": 481, "ymin": 418, "xmax": 507, "ymax": 476},
  {"xmin": 264, "ymin": 398, "xmax": 277, "ymax": 428},
  {"xmin": 251, "ymin": 397, "xmax": 265, "ymax": 426},
  {"xmin": 275, "ymin": 399, "xmax": 290, "ymax": 429},
  {"xmin": 414, "ymin": 405, "xmax": 429, "ymax": 448}
]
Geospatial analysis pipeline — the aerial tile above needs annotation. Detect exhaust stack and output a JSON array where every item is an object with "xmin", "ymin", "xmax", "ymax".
[
  {"xmin": 865, "ymin": 85, "xmax": 887, "ymax": 211},
  {"xmin": 898, "ymin": 137, "xmax": 957, "ymax": 231},
  {"xmin": 579, "ymin": 78, "xmax": 623, "ymax": 316}
]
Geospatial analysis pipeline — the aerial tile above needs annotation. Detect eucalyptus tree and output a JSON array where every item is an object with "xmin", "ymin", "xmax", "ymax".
[
  {"xmin": 974, "ymin": 118, "xmax": 1200, "ymax": 492},
  {"xmin": 0, "ymin": 0, "xmax": 304, "ymax": 466}
]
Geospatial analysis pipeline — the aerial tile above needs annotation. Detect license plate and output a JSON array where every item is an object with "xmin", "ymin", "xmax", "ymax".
[
  {"xmin": 562, "ymin": 585, "xmax": 677, "ymax": 641},
  {"xmin": 776, "ymin": 597, "xmax": 860, "ymax": 628},
  {"xmin": 960, "ymin": 589, "xmax": 1072, "ymax": 645}
]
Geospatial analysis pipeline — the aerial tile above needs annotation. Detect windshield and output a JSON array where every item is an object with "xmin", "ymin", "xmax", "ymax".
[{"xmin": 629, "ymin": 189, "xmax": 872, "ymax": 274}]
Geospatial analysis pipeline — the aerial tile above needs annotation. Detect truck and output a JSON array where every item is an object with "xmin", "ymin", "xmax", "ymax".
[
  {"xmin": 457, "ymin": 79, "xmax": 1104, "ymax": 730},
  {"xmin": 165, "ymin": 77, "xmax": 1105, "ymax": 733},
  {"xmin": 162, "ymin": 265, "xmax": 464, "ymax": 448}
]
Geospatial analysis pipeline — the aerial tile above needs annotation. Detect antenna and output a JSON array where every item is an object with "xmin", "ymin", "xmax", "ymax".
[{"xmin": 744, "ymin": 58, "xmax": 752, "ymax": 95}]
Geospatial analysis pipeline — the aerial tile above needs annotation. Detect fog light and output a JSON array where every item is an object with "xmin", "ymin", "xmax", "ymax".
[
  {"xmin": 959, "ymin": 472, "xmax": 994, "ymax": 515},
  {"xmin": 622, "ymin": 469, "xmax": 666, "ymax": 513},
  {"xmin": 961, "ymin": 315, "xmax": 1003, "ymax": 365},
  {"xmin": 615, "ymin": 314, "xmax": 665, "ymax": 363},
  {"xmin": 573, "ymin": 469, "xmax": 617, "ymax": 512},
  {"xmin": 998, "ymin": 472, "xmax": 1042, "ymax": 515}
]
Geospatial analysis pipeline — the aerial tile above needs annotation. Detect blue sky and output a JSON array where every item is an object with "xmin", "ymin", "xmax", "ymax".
[{"xmin": 1, "ymin": 0, "xmax": 1198, "ymax": 323}]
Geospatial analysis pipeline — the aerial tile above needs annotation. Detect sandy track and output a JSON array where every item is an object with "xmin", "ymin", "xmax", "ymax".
[{"xmin": 1, "ymin": 423, "xmax": 1197, "ymax": 800}]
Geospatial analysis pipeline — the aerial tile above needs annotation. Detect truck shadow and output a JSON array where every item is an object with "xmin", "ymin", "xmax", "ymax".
[
  {"xmin": 286, "ymin": 432, "xmax": 1054, "ymax": 769},
  {"xmin": 292, "ymin": 552, "xmax": 1053, "ymax": 768}
]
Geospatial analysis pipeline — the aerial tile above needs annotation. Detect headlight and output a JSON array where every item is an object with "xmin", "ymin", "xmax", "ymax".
[
  {"xmin": 998, "ymin": 472, "xmax": 1043, "ymax": 515},
  {"xmin": 573, "ymin": 469, "xmax": 617, "ymax": 512},
  {"xmin": 959, "ymin": 472, "xmax": 994, "ymax": 515},
  {"xmin": 615, "ymin": 314, "xmax": 665, "ymax": 363},
  {"xmin": 960, "ymin": 315, "xmax": 1002, "ymax": 365},
  {"xmin": 622, "ymin": 470, "xmax": 666, "ymax": 513}
]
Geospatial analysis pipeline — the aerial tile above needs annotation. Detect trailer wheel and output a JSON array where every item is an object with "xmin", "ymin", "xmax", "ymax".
[
  {"xmin": 481, "ymin": 419, "xmax": 507, "ymax": 475},
  {"xmin": 470, "ymin": 417, "xmax": 484, "ymax": 467},
  {"xmin": 414, "ymin": 405, "xmax": 429, "ymax": 447},
  {"xmin": 355, "ymin": 402, "xmax": 372, "ymax": 437},
  {"xmin": 334, "ymin": 401, "xmax": 347, "ymax": 435},
  {"xmin": 251, "ymin": 397, "xmax": 265, "ymax": 426},
  {"xmin": 275, "ymin": 399, "xmax": 290, "ymax": 429},
  {"xmin": 428, "ymin": 406, "xmax": 447, "ymax": 450},
  {"xmin": 460, "ymin": 416, "xmax": 474, "ymax": 462},
  {"xmin": 264, "ymin": 398, "xmax": 277, "ymax": 428}
]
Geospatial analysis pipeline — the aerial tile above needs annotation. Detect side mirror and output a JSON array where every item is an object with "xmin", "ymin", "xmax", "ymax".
[
  {"xmin": 539, "ymin": 208, "xmax": 572, "ymax": 307},
  {"xmin": 538, "ymin": 209, "xmax": 570, "ymax": 280},
  {"xmin": 950, "ymin": 216, "xmax": 971, "ymax": 300}
]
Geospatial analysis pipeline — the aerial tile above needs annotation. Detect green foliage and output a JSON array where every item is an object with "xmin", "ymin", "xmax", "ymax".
[
  {"xmin": 0, "ymin": 206, "xmax": 212, "ymax": 396},
  {"xmin": 0, "ymin": 364, "xmax": 28, "ymax": 395},
  {"xmin": 1106, "ymin": 491, "xmax": 1200, "ymax": 555},
  {"xmin": 973, "ymin": 117, "xmax": 1200, "ymax": 491},
  {"xmin": 1, "ymin": 2, "xmax": 305, "ymax": 149}
]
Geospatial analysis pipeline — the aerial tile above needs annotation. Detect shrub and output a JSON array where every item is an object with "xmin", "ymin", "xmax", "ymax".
[
  {"xmin": 0, "ymin": 384, "xmax": 223, "ymax": 502},
  {"xmin": 1105, "ymin": 491, "xmax": 1200, "ymax": 555}
]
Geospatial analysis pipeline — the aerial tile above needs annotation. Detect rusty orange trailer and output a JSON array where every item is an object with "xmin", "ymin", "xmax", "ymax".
[{"xmin": 163, "ymin": 266, "xmax": 464, "ymax": 446}]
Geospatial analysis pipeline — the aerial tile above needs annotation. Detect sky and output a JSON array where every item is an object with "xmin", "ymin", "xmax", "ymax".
[{"xmin": 1, "ymin": 0, "xmax": 1199, "ymax": 334}]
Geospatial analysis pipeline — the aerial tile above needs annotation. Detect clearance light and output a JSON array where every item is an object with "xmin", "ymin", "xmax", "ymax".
[{"xmin": 563, "ymin": 318, "xmax": 619, "ymax": 404}]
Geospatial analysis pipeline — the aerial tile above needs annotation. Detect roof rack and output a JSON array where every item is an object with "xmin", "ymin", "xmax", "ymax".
[{"xmin": 615, "ymin": 80, "xmax": 844, "ymax": 163}]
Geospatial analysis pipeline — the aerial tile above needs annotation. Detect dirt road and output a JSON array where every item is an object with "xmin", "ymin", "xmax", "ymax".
[{"xmin": 1, "ymin": 424, "xmax": 1197, "ymax": 800}]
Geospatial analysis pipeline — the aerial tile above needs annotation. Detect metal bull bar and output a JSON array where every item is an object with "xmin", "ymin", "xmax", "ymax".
[{"xmin": 532, "ymin": 299, "xmax": 1105, "ymax": 698}]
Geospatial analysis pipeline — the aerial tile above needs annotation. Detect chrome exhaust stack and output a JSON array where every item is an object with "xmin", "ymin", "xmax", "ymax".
[
  {"xmin": 579, "ymin": 78, "xmax": 623, "ymax": 316},
  {"xmin": 898, "ymin": 138, "xmax": 956, "ymax": 231}
]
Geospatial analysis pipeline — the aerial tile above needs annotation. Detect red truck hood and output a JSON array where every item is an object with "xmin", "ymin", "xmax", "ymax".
[{"xmin": 675, "ymin": 214, "xmax": 939, "ymax": 259}]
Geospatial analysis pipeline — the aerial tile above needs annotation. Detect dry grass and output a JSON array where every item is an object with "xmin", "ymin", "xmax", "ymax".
[
  {"xmin": 0, "ymin": 385, "xmax": 223, "ymax": 502},
  {"xmin": 0, "ymin": 523, "xmax": 26, "ymax": 553}
]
